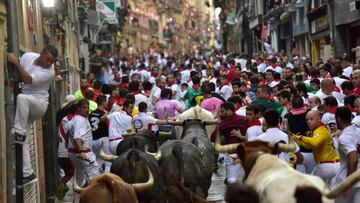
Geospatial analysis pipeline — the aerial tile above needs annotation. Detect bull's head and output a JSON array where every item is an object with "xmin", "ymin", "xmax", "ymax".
[
  {"xmin": 74, "ymin": 167, "xmax": 154, "ymax": 195},
  {"xmin": 74, "ymin": 173, "xmax": 139, "ymax": 203}
]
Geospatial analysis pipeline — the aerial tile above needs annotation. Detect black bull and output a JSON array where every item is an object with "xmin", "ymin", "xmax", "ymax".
[
  {"xmin": 180, "ymin": 119, "xmax": 215, "ymax": 191},
  {"xmin": 110, "ymin": 149, "xmax": 166, "ymax": 203},
  {"xmin": 159, "ymin": 140, "xmax": 208, "ymax": 203}
]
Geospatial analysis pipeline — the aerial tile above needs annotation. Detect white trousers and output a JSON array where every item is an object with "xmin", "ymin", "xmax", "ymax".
[
  {"xmin": 92, "ymin": 137, "xmax": 111, "ymax": 173},
  {"xmin": 69, "ymin": 151, "xmax": 99, "ymax": 203},
  {"xmin": 296, "ymin": 152, "xmax": 316, "ymax": 174},
  {"xmin": 109, "ymin": 139, "xmax": 122, "ymax": 155},
  {"xmin": 15, "ymin": 94, "xmax": 48, "ymax": 176},
  {"xmin": 312, "ymin": 162, "xmax": 340, "ymax": 182},
  {"xmin": 335, "ymin": 187, "xmax": 360, "ymax": 203},
  {"xmin": 224, "ymin": 154, "xmax": 245, "ymax": 183}
]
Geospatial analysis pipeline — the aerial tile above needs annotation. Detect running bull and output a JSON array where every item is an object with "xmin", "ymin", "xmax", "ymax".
[
  {"xmin": 215, "ymin": 135, "xmax": 360, "ymax": 203},
  {"xmin": 167, "ymin": 118, "xmax": 218, "ymax": 192},
  {"xmin": 159, "ymin": 140, "xmax": 208, "ymax": 203},
  {"xmin": 115, "ymin": 130, "xmax": 158, "ymax": 155},
  {"xmin": 73, "ymin": 170, "xmax": 154, "ymax": 203},
  {"xmin": 100, "ymin": 148, "xmax": 165, "ymax": 203}
]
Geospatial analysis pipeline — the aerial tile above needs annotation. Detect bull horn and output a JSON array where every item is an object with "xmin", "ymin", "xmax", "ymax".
[
  {"xmin": 144, "ymin": 145, "xmax": 162, "ymax": 161},
  {"xmin": 213, "ymin": 128, "xmax": 239, "ymax": 153},
  {"xmin": 122, "ymin": 132, "xmax": 136, "ymax": 138},
  {"xmin": 132, "ymin": 166, "xmax": 154, "ymax": 193},
  {"xmin": 278, "ymin": 143, "xmax": 296, "ymax": 152},
  {"xmin": 158, "ymin": 131, "xmax": 172, "ymax": 138},
  {"xmin": 73, "ymin": 171, "xmax": 85, "ymax": 193},
  {"xmin": 166, "ymin": 120, "xmax": 184, "ymax": 126},
  {"xmin": 324, "ymin": 170, "xmax": 360, "ymax": 198},
  {"xmin": 202, "ymin": 119, "xmax": 219, "ymax": 125},
  {"xmin": 99, "ymin": 149, "xmax": 118, "ymax": 162}
]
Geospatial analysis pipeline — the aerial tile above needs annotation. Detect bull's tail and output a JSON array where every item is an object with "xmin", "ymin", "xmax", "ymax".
[
  {"xmin": 294, "ymin": 186, "xmax": 322, "ymax": 203},
  {"xmin": 172, "ymin": 142, "xmax": 185, "ymax": 184}
]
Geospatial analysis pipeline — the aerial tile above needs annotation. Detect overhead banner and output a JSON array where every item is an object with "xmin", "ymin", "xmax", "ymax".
[{"xmin": 96, "ymin": 0, "xmax": 118, "ymax": 24}]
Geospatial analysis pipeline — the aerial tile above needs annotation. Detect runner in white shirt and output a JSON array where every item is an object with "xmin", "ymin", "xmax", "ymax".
[
  {"xmin": 352, "ymin": 98, "xmax": 360, "ymax": 128},
  {"xmin": 151, "ymin": 78, "xmax": 166, "ymax": 106},
  {"xmin": 245, "ymin": 105, "xmax": 263, "ymax": 141},
  {"xmin": 129, "ymin": 80, "xmax": 147, "ymax": 107},
  {"xmin": 333, "ymin": 107, "xmax": 360, "ymax": 203},
  {"xmin": 8, "ymin": 45, "xmax": 58, "ymax": 185},
  {"xmin": 67, "ymin": 99, "xmax": 99, "ymax": 201},
  {"xmin": 166, "ymin": 74, "xmax": 181, "ymax": 100},
  {"xmin": 106, "ymin": 100, "xmax": 135, "ymax": 154},
  {"xmin": 133, "ymin": 102, "xmax": 167, "ymax": 132},
  {"xmin": 316, "ymin": 79, "xmax": 344, "ymax": 104},
  {"xmin": 219, "ymin": 75, "xmax": 233, "ymax": 100},
  {"xmin": 255, "ymin": 110, "xmax": 301, "ymax": 163}
]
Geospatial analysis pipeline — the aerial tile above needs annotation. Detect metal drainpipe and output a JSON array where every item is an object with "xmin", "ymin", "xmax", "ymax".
[{"xmin": 5, "ymin": 0, "xmax": 21, "ymax": 203}]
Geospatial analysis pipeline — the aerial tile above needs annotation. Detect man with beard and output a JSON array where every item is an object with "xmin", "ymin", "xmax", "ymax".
[
  {"xmin": 74, "ymin": 79, "xmax": 89, "ymax": 100},
  {"xmin": 213, "ymin": 102, "xmax": 247, "ymax": 184}
]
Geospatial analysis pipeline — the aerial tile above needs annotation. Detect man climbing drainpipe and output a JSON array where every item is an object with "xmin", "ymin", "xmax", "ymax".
[{"xmin": 7, "ymin": 45, "xmax": 58, "ymax": 187}]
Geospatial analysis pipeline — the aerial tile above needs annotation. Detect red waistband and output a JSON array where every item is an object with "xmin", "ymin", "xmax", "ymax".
[
  {"xmin": 319, "ymin": 159, "xmax": 340, "ymax": 164},
  {"xmin": 109, "ymin": 137, "xmax": 124, "ymax": 142},
  {"xmin": 68, "ymin": 148, "xmax": 91, "ymax": 153}
]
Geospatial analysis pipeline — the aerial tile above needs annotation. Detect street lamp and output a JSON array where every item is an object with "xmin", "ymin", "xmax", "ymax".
[{"xmin": 42, "ymin": 0, "xmax": 55, "ymax": 8}]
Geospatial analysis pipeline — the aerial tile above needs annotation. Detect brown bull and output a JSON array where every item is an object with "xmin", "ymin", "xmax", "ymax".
[{"xmin": 74, "ymin": 167, "xmax": 154, "ymax": 203}]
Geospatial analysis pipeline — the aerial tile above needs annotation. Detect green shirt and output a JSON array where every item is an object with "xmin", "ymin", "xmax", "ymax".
[
  {"xmin": 74, "ymin": 89, "xmax": 84, "ymax": 100},
  {"xmin": 252, "ymin": 99, "xmax": 281, "ymax": 111},
  {"xmin": 183, "ymin": 88, "xmax": 202, "ymax": 109}
]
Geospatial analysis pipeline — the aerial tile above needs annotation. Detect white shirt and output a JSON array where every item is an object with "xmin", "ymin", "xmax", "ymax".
[
  {"xmin": 139, "ymin": 69, "xmax": 151, "ymax": 81},
  {"xmin": 342, "ymin": 66, "xmax": 353, "ymax": 78},
  {"xmin": 266, "ymin": 80, "xmax": 279, "ymax": 88},
  {"xmin": 334, "ymin": 125, "xmax": 360, "ymax": 188},
  {"xmin": 235, "ymin": 106, "xmax": 246, "ymax": 117},
  {"xmin": 220, "ymin": 85, "xmax": 233, "ymax": 100},
  {"xmin": 134, "ymin": 93, "xmax": 148, "ymax": 107},
  {"xmin": 180, "ymin": 69, "xmax": 191, "ymax": 84},
  {"xmin": 321, "ymin": 112, "xmax": 336, "ymax": 133},
  {"xmin": 257, "ymin": 63, "xmax": 267, "ymax": 73},
  {"xmin": 265, "ymin": 66, "xmax": 282, "ymax": 74},
  {"xmin": 20, "ymin": 53, "xmax": 55, "ymax": 99},
  {"xmin": 68, "ymin": 115, "xmax": 93, "ymax": 149},
  {"xmin": 151, "ymin": 86, "xmax": 162, "ymax": 101},
  {"xmin": 333, "ymin": 77, "xmax": 347, "ymax": 89},
  {"xmin": 108, "ymin": 111, "xmax": 133, "ymax": 139},
  {"xmin": 168, "ymin": 83, "xmax": 181, "ymax": 100},
  {"xmin": 246, "ymin": 125, "xmax": 263, "ymax": 141},
  {"xmin": 58, "ymin": 115, "xmax": 73, "ymax": 157},
  {"xmin": 255, "ymin": 127, "xmax": 300, "ymax": 162},
  {"xmin": 133, "ymin": 112, "xmax": 158, "ymax": 132},
  {"xmin": 352, "ymin": 115, "xmax": 360, "ymax": 128},
  {"xmin": 315, "ymin": 90, "xmax": 344, "ymax": 104}
]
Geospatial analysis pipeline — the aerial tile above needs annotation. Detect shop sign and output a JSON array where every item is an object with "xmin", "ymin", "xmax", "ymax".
[
  {"xmin": 96, "ymin": 0, "xmax": 118, "ymax": 24},
  {"xmin": 311, "ymin": 15, "xmax": 329, "ymax": 34}
]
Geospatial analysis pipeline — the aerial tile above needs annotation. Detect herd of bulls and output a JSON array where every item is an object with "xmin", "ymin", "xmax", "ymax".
[{"xmin": 73, "ymin": 107, "xmax": 360, "ymax": 203}]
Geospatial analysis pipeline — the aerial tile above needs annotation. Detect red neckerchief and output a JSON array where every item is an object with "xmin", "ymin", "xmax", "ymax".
[
  {"xmin": 81, "ymin": 87, "xmax": 87, "ymax": 96},
  {"xmin": 75, "ymin": 111, "xmax": 87, "ymax": 118},
  {"xmin": 193, "ymin": 84, "xmax": 200, "ymax": 91},
  {"xmin": 281, "ymin": 102, "xmax": 289, "ymax": 107},
  {"xmin": 132, "ymin": 91, "xmax": 140, "ymax": 95},
  {"xmin": 326, "ymin": 106, "xmax": 337, "ymax": 114},
  {"xmin": 116, "ymin": 97, "xmax": 126, "ymax": 106},
  {"xmin": 317, "ymin": 122, "xmax": 326, "ymax": 128},
  {"xmin": 248, "ymin": 119, "xmax": 261, "ymax": 127},
  {"xmin": 334, "ymin": 87, "xmax": 341, "ymax": 93},
  {"xmin": 267, "ymin": 96, "xmax": 276, "ymax": 102},
  {"xmin": 168, "ymin": 81, "xmax": 176, "ymax": 86},
  {"xmin": 352, "ymin": 108, "xmax": 357, "ymax": 113},
  {"xmin": 271, "ymin": 64, "xmax": 277, "ymax": 68}
]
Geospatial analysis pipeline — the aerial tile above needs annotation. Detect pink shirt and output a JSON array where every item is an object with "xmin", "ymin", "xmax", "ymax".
[
  {"xmin": 155, "ymin": 99, "xmax": 182, "ymax": 119},
  {"xmin": 200, "ymin": 97, "xmax": 223, "ymax": 114}
]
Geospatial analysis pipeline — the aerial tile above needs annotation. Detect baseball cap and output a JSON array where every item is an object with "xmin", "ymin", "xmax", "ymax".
[{"xmin": 61, "ymin": 95, "xmax": 77, "ymax": 108}]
